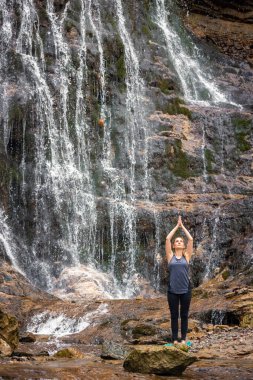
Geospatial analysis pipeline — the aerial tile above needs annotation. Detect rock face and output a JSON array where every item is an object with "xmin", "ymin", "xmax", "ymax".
[
  {"xmin": 0, "ymin": 308, "xmax": 19, "ymax": 356},
  {"xmin": 123, "ymin": 345, "xmax": 197, "ymax": 375},
  {"xmin": 177, "ymin": 0, "xmax": 253, "ymax": 65}
]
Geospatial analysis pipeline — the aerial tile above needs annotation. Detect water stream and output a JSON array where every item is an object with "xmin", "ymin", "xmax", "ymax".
[{"xmin": 154, "ymin": 0, "xmax": 232, "ymax": 106}]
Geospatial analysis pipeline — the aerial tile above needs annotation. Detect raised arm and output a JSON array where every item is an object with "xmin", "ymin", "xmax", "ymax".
[
  {"xmin": 180, "ymin": 220, "xmax": 193, "ymax": 261},
  {"xmin": 165, "ymin": 217, "xmax": 180, "ymax": 263}
]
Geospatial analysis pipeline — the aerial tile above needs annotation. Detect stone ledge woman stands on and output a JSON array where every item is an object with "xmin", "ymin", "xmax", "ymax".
[{"xmin": 165, "ymin": 215, "xmax": 193, "ymax": 345}]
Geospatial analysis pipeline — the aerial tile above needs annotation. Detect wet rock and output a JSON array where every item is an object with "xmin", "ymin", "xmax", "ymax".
[
  {"xmin": 0, "ymin": 338, "xmax": 12, "ymax": 356},
  {"xmin": 0, "ymin": 308, "xmax": 19, "ymax": 356},
  {"xmin": 123, "ymin": 345, "xmax": 197, "ymax": 375},
  {"xmin": 101, "ymin": 341, "xmax": 131, "ymax": 360},
  {"xmin": 19, "ymin": 333, "xmax": 36, "ymax": 343},
  {"xmin": 53, "ymin": 347, "xmax": 85, "ymax": 359}
]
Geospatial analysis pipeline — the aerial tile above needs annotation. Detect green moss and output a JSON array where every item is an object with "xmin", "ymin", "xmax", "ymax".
[
  {"xmin": 63, "ymin": 19, "xmax": 79, "ymax": 35},
  {"xmin": 221, "ymin": 269, "xmax": 230, "ymax": 280},
  {"xmin": 141, "ymin": 24, "xmax": 152, "ymax": 38},
  {"xmin": 157, "ymin": 79, "xmax": 172, "ymax": 94},
  {"xmin": 233, "ymin": 118, "xmax": 252, "ymax": 152},
  {"xmin": 8, "ymin": 104, "xmax": 24, "ymax": 123},
  {"xmin": 37, "ymin": 5, "xmax": 49, "ymax": 25},
  {"xmin": 116, "ymin": 54, "xmax": 126, "ymax": 82},
  {"xmin": 0, "ymin": 160, "xmax": 20, "ymax": 187},
  {"xmin": 163, "ymin": 98, "xmax": 192, "ymax": 119},
  {"xmin": 204, "ymin": 148, "xmax": 214, "ymax": 173},
  {"xmin": 192, "ymin": 288, "xmax": 208, "ymax": 298},
  {"xmin": 168, "ymin": 140, "xmax": 191, "ymax": 179},
  {"xmin": 235, "ymin": 132, "xmax": 251, "ymax": 152}
]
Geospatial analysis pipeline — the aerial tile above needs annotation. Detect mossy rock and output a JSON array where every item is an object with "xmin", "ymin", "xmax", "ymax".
[
  {"xmin": 53, "ymin": 347, "xmax": 84, "ymax": 359},
  {"xmin": 240, "ymin": 314, "xmax": 253, "ymax": 328},
  {"xmin": 204, "ymin": 148, "xmax": 215, "ymax": 174},
  {"xmin": 221, "ymin": 269, "xmax": 230, "ymax": 280},
  {"xmin": 192, "ymin": 288, "xmax": 208, "ymax": 298},
  {"xmin": 123, "ymin": 345, "xmax": 197, "ymax": 375},
  {"xmin": 163, "ymin": 98, "xmax": 192, "ymax": 119},
  {"xmin": 232, "ymin": 117, "xmax": 252, "ymax": 152},
  {"xmin": 132, "ymin": 323, "xmax": 158, "ymax": 338},
  {"xmin": 167, "ymin": 140, "xmax": 199, "ymax": 179}
]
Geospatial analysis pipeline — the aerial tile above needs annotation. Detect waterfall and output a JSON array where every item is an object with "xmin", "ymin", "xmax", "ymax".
[
  {"xmin": 0, "ymin": 0, "xmax": 152, "ymax": 296},
  {"xmin": 0, "ymin": 208, "xmax": 24, "ymax": 275},
  {"xmin": 201, "ymin": 118, "xmax": 208, "ymax": 191},
  {"xmin": 154, "ymin": 0, "xmax": 229, "ymax": 105},
  {"xmin": 12, "ymin": 0, "xmax": 100, "ymax": 285},
  {"xmin": 153, "ymin": 211, "xmax": 162, "ymax": 291},
  {"xmin": 0, "ymin": 0, "xmax": 248, "ymax": 298},
  {"xmin": 27, "ymin": 303, "xmax": 108, "ymax": 337},
  {"xmin": 94, "ymin": 0, "xmax": 151, "ymax": 296},
  {"xmin": 211, "ymin": 309, "xmax": 225, "ymax": 325},
  {"xmin": 204, "ymin": 206, "xmax": 221, "ymax": 280}
]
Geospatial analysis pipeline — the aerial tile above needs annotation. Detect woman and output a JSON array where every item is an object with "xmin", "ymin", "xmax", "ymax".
[{"xmin": 165, "ymin": 215, "xmax": 193, "ymax": 345}]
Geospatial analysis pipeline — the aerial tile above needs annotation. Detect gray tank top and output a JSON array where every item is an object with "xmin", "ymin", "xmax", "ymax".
[{"xmin": 168, "ymin": 255, "xmax": 190, "ymax": 294}]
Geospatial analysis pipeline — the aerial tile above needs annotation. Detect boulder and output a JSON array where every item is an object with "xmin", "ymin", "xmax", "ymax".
[
  {"xmin": 0, "ymin": 308, "xmax": 19, "ymax": 356},
  {"xmin": 123, "ymin": 345, "xmax": 197, "ymax": 375}
]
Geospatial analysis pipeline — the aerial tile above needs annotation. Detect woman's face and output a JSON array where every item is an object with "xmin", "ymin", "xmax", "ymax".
[{"xmin": 173, "ymin": 237, "xmax": 185, "ymax": 249}]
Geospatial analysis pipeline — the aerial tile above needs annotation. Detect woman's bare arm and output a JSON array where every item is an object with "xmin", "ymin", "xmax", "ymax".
[
  {"xmin": 181, "ymin": 221, "xmax": 193, "ymax": 261},
  {"xmin": 165, "ymin": 218, "xmax": 180, "ymax": 263}
]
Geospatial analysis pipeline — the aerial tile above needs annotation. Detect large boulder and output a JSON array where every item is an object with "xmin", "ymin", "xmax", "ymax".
[
  {"xmin": 0, "ymin": 308, "xmax": 19, "ymax": 356},
  {"xmin": 123, "ymin": 345, "xmax": 197, "ymax": 375}
]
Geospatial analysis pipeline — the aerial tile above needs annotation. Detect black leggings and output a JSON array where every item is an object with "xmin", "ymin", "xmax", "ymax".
[{"xmin": 167, "ymin": 289, "xmax": 191, "ymax": 341}]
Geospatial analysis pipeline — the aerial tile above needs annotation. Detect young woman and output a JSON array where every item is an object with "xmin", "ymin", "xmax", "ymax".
[{"xmin": 165, "ymin": 215, "xmax": 193, "ymax": 344}]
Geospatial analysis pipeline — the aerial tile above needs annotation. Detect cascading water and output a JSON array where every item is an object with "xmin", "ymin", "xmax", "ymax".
[
  {"xmin": 95, "ymin": 0, "xmax": 151, "ymax": 296},
  {"xmin": 204, "ymin": 206, "xmax": 221, "ymax": 280},
  {"xmin": 154, "ymin": 0, "xmax": 229, "ymax": 105},
  {"xmin": 0, "ymin": 0, "xmax": 151, "ymax": 297},
  {"xmin": 0, "ymin": 208, "xmax": 24, "ymax": 275},
  {"xmin": 153, "ymin": 211, "xmax": 162, "ymax": 291},
  {"xmin": 27, "ymin": 303, "xmax": 108, "ymax": 337}
]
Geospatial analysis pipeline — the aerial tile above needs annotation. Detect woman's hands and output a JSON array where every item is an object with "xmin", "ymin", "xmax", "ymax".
[{"xmin": 177, "ymin": 215, "xmax": 183, "ymax": 228}]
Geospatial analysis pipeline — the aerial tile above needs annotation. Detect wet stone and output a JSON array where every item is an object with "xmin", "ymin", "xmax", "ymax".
[{"xmin": 101, "ymin": 341, "xmax": 132, "ymax": 360}]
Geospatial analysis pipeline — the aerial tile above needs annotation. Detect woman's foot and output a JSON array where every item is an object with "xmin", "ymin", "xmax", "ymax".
[
  {"xmin": 173, "ymin": 340, "xmax": 179, "ymax": 345},
  {"xmin": 181, "ymin": 340, "xmax": 186, "ymax": 344}
]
